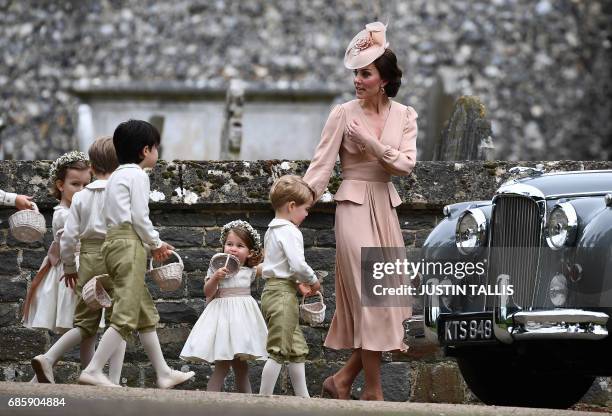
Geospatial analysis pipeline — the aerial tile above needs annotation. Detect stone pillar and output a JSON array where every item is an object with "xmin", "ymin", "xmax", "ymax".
[
  {"xmin": 149, "ymin": 115, "xmax": 165, "ymax": 158},
  {"xmin": 220, "ymin": 79, "xmax": 245, "ymax": 160},
  {"xmin": 77, "ymin": 104, "xmax": 94, "ymax": 153},
  {"xmin": 434, "ymin": 96, "xmax": 494, "ymax": 161},
  {"xmin": 423, "ymin": 69, "xmax": 458, "ymax": 160}
]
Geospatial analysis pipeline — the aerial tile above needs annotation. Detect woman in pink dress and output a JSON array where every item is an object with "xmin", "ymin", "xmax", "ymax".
[{"xmin": 303, "ymin": 22, "xmax": 417, "ymax": 401}]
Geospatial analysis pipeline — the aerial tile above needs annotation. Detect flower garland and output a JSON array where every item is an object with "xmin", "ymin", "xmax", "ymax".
[
  {"xmin": 220, "ymin": 220, "xmax": 262, "ymax": 250},
  {"xmin": 49, "ymin": 151, "xmax": 89, "ymax": 182}
]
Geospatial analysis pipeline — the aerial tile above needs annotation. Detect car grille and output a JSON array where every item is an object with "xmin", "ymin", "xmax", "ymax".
[{"xmin": 488, "ymin": 195, "xmax": 542, "ymax": 309}]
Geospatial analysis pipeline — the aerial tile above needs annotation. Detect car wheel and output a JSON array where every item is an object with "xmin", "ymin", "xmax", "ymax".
[{"xmin": 457, "ymin": 352, "xmax": 595, "ymax": 408}]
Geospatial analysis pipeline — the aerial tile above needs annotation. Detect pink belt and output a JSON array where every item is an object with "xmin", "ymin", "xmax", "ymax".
[
  {"xmin": 217, "ymin": 288, "xmax": 251, "ymax": 298},
  {"xmin": 342, "ymin": 161, "xmax": 391, "ymax": 183}
]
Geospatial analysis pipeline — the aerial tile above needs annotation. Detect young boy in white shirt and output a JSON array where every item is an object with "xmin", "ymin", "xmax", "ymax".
[
  {"xmin": 259, "ymin": 175, "xmax": 321, "ymax": 398},
  {"xmin": 30, "ymin": 137, "xmax": 126, "ymax": 384},
  {"xmin": 78, "ymin": 120, "xmax": 194, "ymax": 388}
]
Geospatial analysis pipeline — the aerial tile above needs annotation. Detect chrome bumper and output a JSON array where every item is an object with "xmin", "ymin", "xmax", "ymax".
[
  {"xmin": 492, "ymin": 274, "xmax": 609, "ymax": 342},
  {"xmin": 424, "ymin": 306, "xmax": 610, "ymax": 345},
  {"xmin": 424, "ymin": 274, "xmax": 609, "ymax": 344},
  {"xmin": 508, "ymin": 309, "xmax": 609, "ymax": 340}
]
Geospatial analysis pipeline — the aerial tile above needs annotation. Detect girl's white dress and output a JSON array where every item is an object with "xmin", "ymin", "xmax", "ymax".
[
  {"xmin": 180, "ymin": 267, "xmax": 268, "ymax": 363},
  {"xmin": 23, "ymin": 204, "xmax": 78, "ymax": 332}
]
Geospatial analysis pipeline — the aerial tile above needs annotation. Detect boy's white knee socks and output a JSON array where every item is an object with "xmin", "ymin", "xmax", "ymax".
[
  {"xmin": 33, "ymin": 328, "xmax": 83, "ymax": 383},
  {"xmin": 288, "ymin": 362, "xmax": 310, "ymax": 398},
  {"xmin": 80, "ymin": 335, "xmax": 96, "ymax": 369},
  {"xmin": 138, "ymin": 330, "xmax": 171, "ymax": 376},
  {"xmin": 79, "ymin": 327, "xmax": 123, "ymax": 387},
  {"xmin": 44, "ymin": 328, "xmax": 83, "ymax": 364},
  {"xmin": 83, "ymin": 327, "xmax": 122, "ymax": 374},
  {"xmin": 109, "ymin": 339, "xmax": 126, "ymax": 385},
  {"xmin": 259, "ymin": 359, "xmax": 282, "ymax": 395},
  {"xmin": 138, "ymin": 330, "xmax": 194, "ymax": 389}
]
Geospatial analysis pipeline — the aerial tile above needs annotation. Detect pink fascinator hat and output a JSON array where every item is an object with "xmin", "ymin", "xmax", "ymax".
[{"xmin": 344, "ymin": 21, "xmax": 389, "ymax": 70}]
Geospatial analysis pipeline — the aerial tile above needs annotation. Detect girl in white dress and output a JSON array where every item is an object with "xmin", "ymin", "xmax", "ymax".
[
  {"xmin": 180, "ymin": 220, "xmax": 268, "ymax": 393},
  {"xmin": 23, "ymin": 151, "xmax": 91, "ymax": 333}
]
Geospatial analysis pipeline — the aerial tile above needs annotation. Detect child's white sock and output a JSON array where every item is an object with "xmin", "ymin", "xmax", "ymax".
[
  {"xmin": 32, "ymin": 328, "xmax": 82, "ymax": 383},
  {"xmin": 288, "ymin": 362, "xmax": 310, "ymax": 398},
  {"xmin": 44, "ymin": 328, "xmax": 82, "ymax": 364},
  {"xmin": 138, "ymin": 330, "xmax": 171, "ymax": 376},
  {"xmin": 79, "ymin": 327, "xmax": 122, "ymax": 387},
  {"xmin": 80, "ymin": 335, "xmax": 96, "ymax": 368},
  {"xmin": 259, "ymin": 358, "xmax": 282, "ymax": 395},
  {"xmin": 109, "ymin": 339, "xmax": 126, "ymax": 385},
  {"xmin": 139, "ymin": 330, "xmax": 194, "ymax": 389}
]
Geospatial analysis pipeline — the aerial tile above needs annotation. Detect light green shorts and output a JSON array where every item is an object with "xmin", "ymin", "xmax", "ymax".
[
  {"xmin": 73, "ymin": 239, "xmax": 114, "ymax": 339},
  {"xmin": 261, "ymin": 278, "xmax": 308, "ymax": 363},
  {"xmin": 102, "ymin": 223, "xmax": 159, "ymax": 340}
]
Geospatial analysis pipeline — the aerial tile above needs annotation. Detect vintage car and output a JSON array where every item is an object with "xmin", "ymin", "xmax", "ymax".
[{"xmin": 421, "ymin": 167, "xmax": 612, "ymax": 408}]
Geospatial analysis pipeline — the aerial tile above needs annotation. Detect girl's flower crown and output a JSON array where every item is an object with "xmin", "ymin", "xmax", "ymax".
[
  {"xmin": 220, "ymin": 220, "xmax": 262, "ymax": 250},
  {"xmin": 49, "ymin": 150, "xmax": 89, "ymax": 182}
]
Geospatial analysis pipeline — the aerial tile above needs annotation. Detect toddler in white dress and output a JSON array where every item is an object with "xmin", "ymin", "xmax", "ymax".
[
  {"xmin": 180, "ymin": 220, "xmax": 268, "ymax": 393},
  {"xmin": 23, "ymin": 151, "xmax": 91, "ymax": 334}
]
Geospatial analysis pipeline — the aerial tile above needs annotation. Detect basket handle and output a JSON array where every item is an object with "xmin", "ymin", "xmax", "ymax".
[
  {"xmin": 149, "ymin": 250, "xmax": 183, "ymax": 271},
  {"xmin": 30, "ymin": 202, "xmax": 39, "ymax": 212},
  {"xmin": 301, "ymin": 290, "xmax": 324, "ymax": 305}
]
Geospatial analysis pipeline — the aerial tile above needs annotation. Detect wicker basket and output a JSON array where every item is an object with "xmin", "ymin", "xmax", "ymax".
[
  {"xmin": 209, "ymin": 253, "xmax": 241, "ymax": 278},
  {"xmin": 149, "ymin": 250, "xmax": 184, "ymax": 291},
  {"xmin": 8, "ymin": 202, "xmax": 46, "ymax": 243},
  {"xmin": 82, "ymin": 274, "xmax": 112, "ymax": 310},
  {"xmin": 300, "ymin": 291, "xmax": 326, "ymax": 325}
]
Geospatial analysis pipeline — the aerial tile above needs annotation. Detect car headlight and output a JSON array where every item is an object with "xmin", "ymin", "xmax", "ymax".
[
  {"xmin": 455, "ymin": 208, "xmax": 487, "ymax": 255},
  {"xmin": 549, "ymin": 273, "xmax": 568, "ymax": 307},
  {"xmin": 546, "ymin": 202, "xmax": 578, "ymax": 249}
]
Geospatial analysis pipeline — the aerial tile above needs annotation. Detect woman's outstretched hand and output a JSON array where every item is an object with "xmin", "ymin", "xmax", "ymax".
[{"xmin": 15, "ymin": 195, "xmax": 34, "ymax": 210}]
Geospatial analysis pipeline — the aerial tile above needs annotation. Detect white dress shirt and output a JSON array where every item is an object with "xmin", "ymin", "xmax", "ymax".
[
  {"xmin": 0, "ymin": 189, "xmax": 17, "ymax": 206},
  {"xmin": 261, "ymin": 218, "xmax": 318, "ymax": 284},
  {"xmin": 60, "ymin": 180, "xmax": 108, "ymax": 274},
  {"xmin": 104, "ymin": 164, "xmax": 162, "ymax": 249}
]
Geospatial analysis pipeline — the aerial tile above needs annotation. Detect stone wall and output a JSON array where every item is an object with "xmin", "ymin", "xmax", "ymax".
[
  {"xmin": 1, "ymin": 0, "xmax": 611, "ymax": 161},
  {"xmin": 1, "ymin": 160, "xmax": 612, "ymax": 405}
]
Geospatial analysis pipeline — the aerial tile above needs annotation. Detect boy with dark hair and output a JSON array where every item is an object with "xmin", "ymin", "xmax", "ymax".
[{"xmin": 79, "ymin": 120, "xmax": 194, "ymax": 388}]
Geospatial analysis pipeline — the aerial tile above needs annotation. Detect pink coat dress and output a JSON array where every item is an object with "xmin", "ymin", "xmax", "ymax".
[{"xmin": 304, "ymin": 99, "xmax": 417, "ymax": 351}]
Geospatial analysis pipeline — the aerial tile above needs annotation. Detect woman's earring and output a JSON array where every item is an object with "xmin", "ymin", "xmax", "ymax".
[{"xmin": 380, "ymin": 86, "xmax": 386, "ymax": 95}]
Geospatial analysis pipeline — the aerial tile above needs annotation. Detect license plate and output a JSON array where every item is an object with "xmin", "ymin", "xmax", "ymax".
[{"xmin": 442, "ymin": 317, "xmax": 493, "ymax": 343}]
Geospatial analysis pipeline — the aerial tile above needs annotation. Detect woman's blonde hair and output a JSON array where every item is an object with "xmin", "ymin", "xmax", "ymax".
[{"xmin": 269, "ymin": 175, "xmax": 315, "ymax": 210}]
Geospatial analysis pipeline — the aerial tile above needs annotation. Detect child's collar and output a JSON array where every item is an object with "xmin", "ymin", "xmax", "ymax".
[
  {"xmin": 268, "ymin": 218, "xmax": 296, "ymax": 228},
  {"xmin": 86, "ymin": 179, "xmax": 107, "ymax": 190},
  {"xmin": 116, "ymin": 163, "xmax": 142, "ymax": 170}
]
